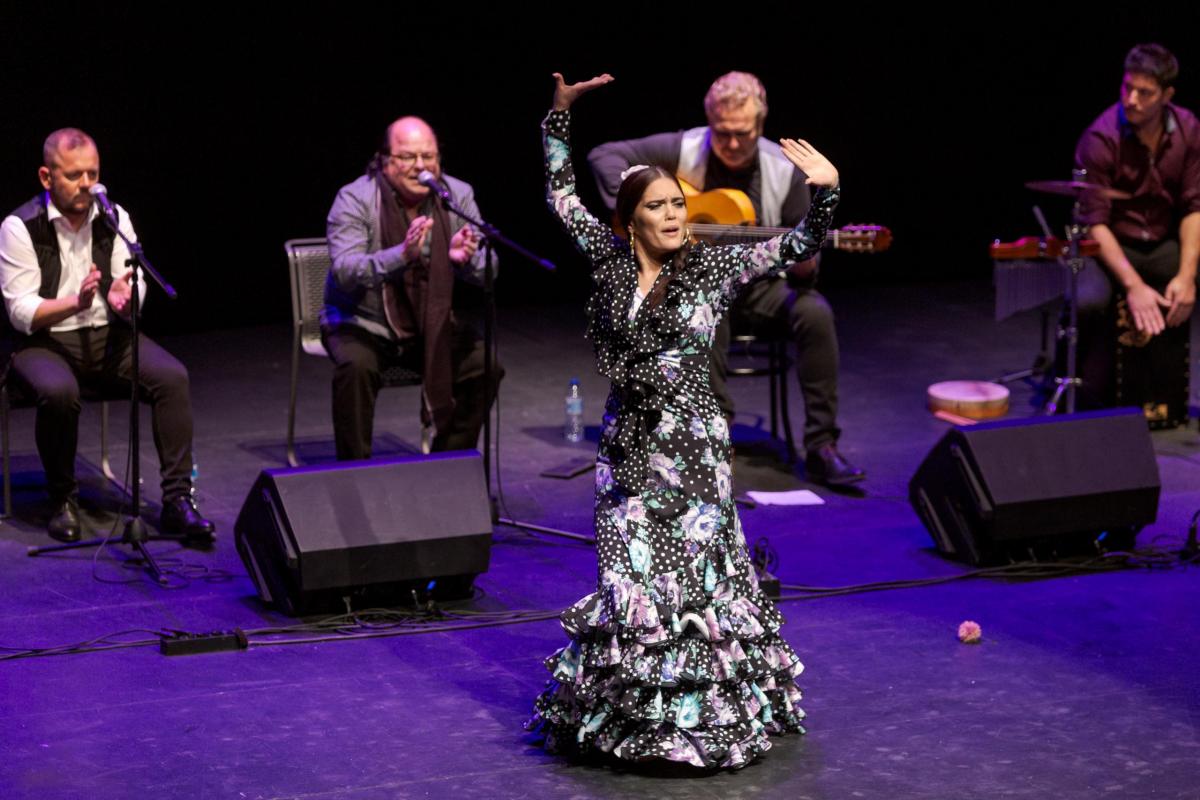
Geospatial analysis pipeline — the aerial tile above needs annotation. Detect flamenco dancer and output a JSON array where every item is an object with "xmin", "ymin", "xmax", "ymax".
[{"xmin": 527, "ymin": 73, "xmax": 841, "ymax": 769}]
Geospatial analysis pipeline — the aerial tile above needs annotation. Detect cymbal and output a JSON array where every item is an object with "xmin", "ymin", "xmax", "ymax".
[{"xmin": 1025, "ymin": 180, "xmax": 1132, "ymax": 200}]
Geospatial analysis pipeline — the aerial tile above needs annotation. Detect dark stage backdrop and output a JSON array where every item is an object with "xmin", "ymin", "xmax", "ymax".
[{"xmin": 1, "ymin": 7, "xmax": 1195, "ymax": 334}]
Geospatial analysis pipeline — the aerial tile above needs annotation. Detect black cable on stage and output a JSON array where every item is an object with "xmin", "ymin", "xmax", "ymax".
[
  {"xmin": 88, "ymin": 431, "xmax": 141, "ymax": 585},
  {"xmin": 245, "ymin": 608, "xmax": 563, "ymax": 648},
  {"xmin": 85, "ymin": 430, "xmax": 235, "ymax": 589},
  {"xmin": 776, "ymin": 547, "xmax": 1196, "ymax": 601},
  {"xmin": 6, "ymin": 542, "xmax": 1195, "ymax": 661},
  {"xmin": 490, "ymin": 373, "xmax": 517, "ymax": 527},
  {"xmin": 0, "ymin": 629, "xmax": 162, "ymax": 661}
]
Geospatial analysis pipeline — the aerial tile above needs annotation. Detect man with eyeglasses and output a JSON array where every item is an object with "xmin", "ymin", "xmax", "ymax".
[
  {"xmin": 588, "ymin": 71, "xmax": 864, "ymax": 486},
  {"xmin": 1072, "ymin": 43, "xmax": 1200, "ymax": 407},
  {"xmin": 0, "ymin": 128, "xmax": 214, "ymax": 542},
  {"xmin": 323, "ymin": 116, "xmax": 500, "ymax": 460}
]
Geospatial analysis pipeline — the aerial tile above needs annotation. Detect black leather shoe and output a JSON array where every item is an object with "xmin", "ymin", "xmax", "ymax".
[
  {"xmin": 805, "ymin": 443, "xmax": 866, "ymax": 486},
  {"xmin": 160, "ymin": 495, "xmax": 216, "ymax": 541},
  {"xmin": 48, "ymin": 497, "xmax": 82, "ymax": 543}
]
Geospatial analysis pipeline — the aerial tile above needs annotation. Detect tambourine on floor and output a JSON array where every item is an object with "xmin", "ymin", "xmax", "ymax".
[{"xmin": 927, "ymin": 380, "xmax": 1010, "ymax": 425}]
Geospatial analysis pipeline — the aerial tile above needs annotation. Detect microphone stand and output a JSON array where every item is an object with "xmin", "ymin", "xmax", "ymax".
[
  {"xmin": 429, "ymin": 180, "xmax": 591, "ymax": 544},
  {"xmin": 1043, "ymin": 193, "xmax": 1087, "ymax": 416},
  {"xmin": 27, "ymin": 207, "xmax": 182, "ymax": 585}
]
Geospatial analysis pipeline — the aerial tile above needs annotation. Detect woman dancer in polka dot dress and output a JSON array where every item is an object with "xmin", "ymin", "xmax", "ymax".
[{"xmin": 528, "ymin": 73, "xmax": 841, "ymax": 769}]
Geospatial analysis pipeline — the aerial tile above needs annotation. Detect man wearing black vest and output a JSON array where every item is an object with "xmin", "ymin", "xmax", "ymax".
[{"xmin": 0, "ymin": 128, "xmax": 213, "ymax": 543}]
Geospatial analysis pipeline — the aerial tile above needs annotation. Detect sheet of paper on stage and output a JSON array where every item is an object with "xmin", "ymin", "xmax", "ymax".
[{"xmin": 745, "ymin": 490, "xmax": 826, "ymax": 506}]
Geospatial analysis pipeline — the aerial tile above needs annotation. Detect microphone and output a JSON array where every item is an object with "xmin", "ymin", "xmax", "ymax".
[
  {"xmin": 417, "ymin": 170, "xmax": 452, "ymax": 203},
  {"xmin": 88, "ymin": 183, "xmax": 119, "ymax": 226}
]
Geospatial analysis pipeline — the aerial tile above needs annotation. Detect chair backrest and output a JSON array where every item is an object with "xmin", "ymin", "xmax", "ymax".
[
  {"xmin": 286, "ymin": 238, "xmax": 331, "ymax": 356},
  {"xmin": 284, "ymin": 238, "xmax": 421, "ymax": 386}
]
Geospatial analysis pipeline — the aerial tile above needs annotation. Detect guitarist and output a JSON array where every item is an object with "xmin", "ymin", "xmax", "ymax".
[{"xmin": 588, "ymin": 71, "xmax": 864, "ymax": 485}]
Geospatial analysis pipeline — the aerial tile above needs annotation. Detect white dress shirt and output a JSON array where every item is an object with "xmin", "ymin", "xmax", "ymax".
[{"xmin": 0, "ymin": 194, "xmax": 138, "ymax": 335}]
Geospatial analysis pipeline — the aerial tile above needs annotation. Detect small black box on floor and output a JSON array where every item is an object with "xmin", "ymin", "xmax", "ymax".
[
  {"xmin": 1115, "ymin": 310, "xmax": 1190, "ymax": 430},
  {"xmin": 909, "ymin": 409, "xmax": 1160, "ymax": 565},
  {"xmin": 235, "ymin": 451, "xmax": 492, "ymax": 615}
]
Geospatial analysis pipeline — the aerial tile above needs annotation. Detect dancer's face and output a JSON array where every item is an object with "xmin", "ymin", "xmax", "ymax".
[{"xmin": 629, "ymin": 176, "xmax": 688, "ymax": 260}]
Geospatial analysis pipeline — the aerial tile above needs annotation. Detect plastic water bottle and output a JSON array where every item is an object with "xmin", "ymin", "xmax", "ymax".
[{"xmin": 564, "ymin": 378, "xmax": 584, "ymax": 442}]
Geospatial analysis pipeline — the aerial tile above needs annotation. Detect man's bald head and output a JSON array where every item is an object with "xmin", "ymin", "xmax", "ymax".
[
  {"xmin": 42, "ymin": 128, "xmax": 96, "ymax": 169},
  {"xmin": 386, "ymin": 116, "xmax": 437, "ymax": 149}
]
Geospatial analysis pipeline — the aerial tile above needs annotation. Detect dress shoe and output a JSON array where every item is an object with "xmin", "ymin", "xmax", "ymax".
[
  {"xmin": 48, "ymin": 497, "xmax": 82, "ymax": 543},
  {"xmin": 160, "ymin": 495, "xmax": 216, "ymax": 541},
  {"xmin": 805, "ymin": 443, "xmax": 866, "ymax": 486}
]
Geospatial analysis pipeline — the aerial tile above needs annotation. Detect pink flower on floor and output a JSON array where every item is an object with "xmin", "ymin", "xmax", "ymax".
[{"xmin": 957, "ymin": 620, "xmax": 983, "ymax": 644}]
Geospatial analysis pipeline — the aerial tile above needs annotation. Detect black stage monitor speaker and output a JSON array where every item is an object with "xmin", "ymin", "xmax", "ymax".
[
  {"xmin": 909, "ymin": 408, "xmax": 1161, "ymax": 565},
  {"xmin": 235, "ymin": 451, "xmax": 493, "ymax": 615}
]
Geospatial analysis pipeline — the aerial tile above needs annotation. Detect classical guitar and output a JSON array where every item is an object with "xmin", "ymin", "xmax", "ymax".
[{"xmin": 614, "ymin": 180, "xmax": 893, "ymax": 254}]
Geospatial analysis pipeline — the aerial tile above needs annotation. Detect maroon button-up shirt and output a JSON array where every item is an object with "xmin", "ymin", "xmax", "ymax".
[{"xmin": 1074, "ymin": 102, "xmax": 1200, "ymax": 243}]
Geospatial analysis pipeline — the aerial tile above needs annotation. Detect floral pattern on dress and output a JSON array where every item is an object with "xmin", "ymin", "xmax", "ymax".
[{"xmin": 527, "ymin": 109, "xmax": 837, "ymax": 770}]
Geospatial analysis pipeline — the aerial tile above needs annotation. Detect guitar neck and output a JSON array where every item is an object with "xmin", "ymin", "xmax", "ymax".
[
  {"xmin": 679, "ymin": 185, "xmax": 892, "ymax": 253},
  {"xmin": 688, "ymin": 223, "xmax": 835, "ymax": 245}
]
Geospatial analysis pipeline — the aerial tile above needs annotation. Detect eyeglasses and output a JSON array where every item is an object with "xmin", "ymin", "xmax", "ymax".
[
  {"xmin": 385, "ymin": 151, "xmax": 440, "ymax": 166},
  {"xmin": 710, "ymin": 128, "xmax": 758, "ymax": 143}
]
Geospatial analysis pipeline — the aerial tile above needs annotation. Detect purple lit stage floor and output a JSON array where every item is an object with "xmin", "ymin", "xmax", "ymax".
[{"xmin": 2, "ymin": 281, "xmax": 1198, "ymax": 799}]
